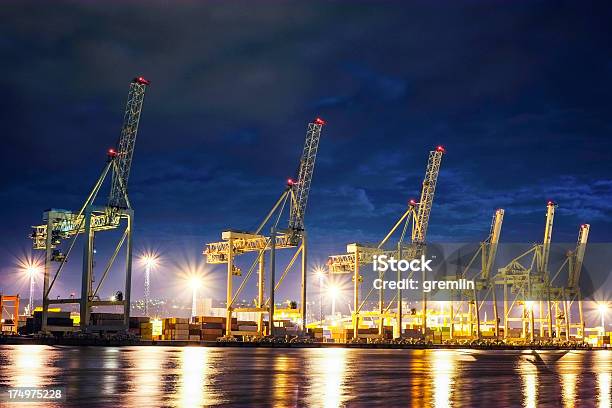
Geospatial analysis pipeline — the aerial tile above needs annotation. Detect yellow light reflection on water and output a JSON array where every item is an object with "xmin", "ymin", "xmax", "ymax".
[
  {"xmin": 135, "ymin": 347, "xmax": 163, "ymax": 398},
  {"xmin": 101, "ymin": 348, "xmax": 120, "ymax": 396},
  {"xmin": 306, "ymin": 348, "xmax": 348, "ymax": 408},
  {"xmin": 561, "ymin": 373, "xmax": 577, "ymax": 408},
  {"xmin": 431, "ymin": 350, "xmax": 457, "ymax": 408},
  {"xmin": 123, "ymin": 346, "xmax": 164, "ymax": 406},
  {"xmin": 179, "ymin": 347, "xmax": 220, "ymax": 407},
  {"xmin": 518, "ymin": 355, "xmax": 538, "ymax": 408},
  {"xmin": 12, "ymin": 345, "xmax": 51, "ymax": 387},
  {"xmin": 273, "ymin": 354, "xmax": 292, "ymax": 405},
  {"xmin": 559, "ymin": 351, "xmax": 581, "ymax": 408},
  {"xmin": 595, "ymin": 351, "xmax": 611, "ymax": 408}
]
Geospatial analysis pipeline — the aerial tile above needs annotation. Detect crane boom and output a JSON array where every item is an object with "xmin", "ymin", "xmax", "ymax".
[
  {"xmin": 482, "ymin": 208, "xmax": 504, "ymax": 280},
  {"xmin": 568, "ymin": 223, "xmax": 589, "ymax": 289},
  {"xmin": 288, "ymin": 118, "xmax": 325, "ymax": 232},
  {"xmin": 108, "ymin": 76, "xmax": 150, "ymax": 208},
  {"xmin": 541, "ymin": 201, "xmax": 556, "ymax": 274},
  {"xmin": 412, "ymin": 146, "xmax": 445, "ymax": 243}
]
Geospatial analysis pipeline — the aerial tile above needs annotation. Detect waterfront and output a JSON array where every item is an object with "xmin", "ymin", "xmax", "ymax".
[{"xmin": 0, "ymin": 345, "xmax": 610, "ymax": 407}]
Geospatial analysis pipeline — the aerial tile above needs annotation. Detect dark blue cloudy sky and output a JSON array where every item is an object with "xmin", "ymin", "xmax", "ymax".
[{"xmin": 1, "ymin": 1, "xmax": 611, "ymax": 302}]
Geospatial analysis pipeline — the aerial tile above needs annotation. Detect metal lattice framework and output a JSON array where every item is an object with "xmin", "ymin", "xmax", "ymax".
[
  {"xmin": 289, "ymin": 119, "xmax": 324, "ymax": 232},
  {"xmin": 327, "ymin": 146, "xmax": 445, "ymax": 339},
  {"xmin": 31, "ymin": 76, "xmax": 149, "ymax": 333},
  {"xmin": 109, "ymin": 77, "xmax": 149, "ymax": 208},
  {"xmin": 546, "ymin": 223, "xmax": 590, "ymax": 340},
  {"xmin": 495, "ymin": 202, "xmax": 556, "ymax": 341},
  {"xmin": 204, "ymin": 118, "xmax": 325, "ymax": 338},
  {"xmin": 567, "ymin": 223, "xmax": 589, "ymax": 290},
  {"xmin": 31, "ymin": 210, "xmax": 120, "ymax": 250},
  {"xmin": 328, "ymin": 146, "xmax": 445, "ymax": 274},
  {"xmin": 446, "ymin": 208, "xmax": 504, "ymax": 339},
  {"xmin": 412, "ymin": 147, "xmax": 444, "ymax": 243}
]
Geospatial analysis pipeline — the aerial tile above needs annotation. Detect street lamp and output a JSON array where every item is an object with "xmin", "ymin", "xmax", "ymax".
[
  {"xmin": 328, "ymin": 284, "xmax": 340, "ymax": 317},
  {"xmin": 190, "ymin": 276, "xmax": 202, "ymax": 318},
  {"xmin": 24, "ymin": 264, "xmax": 41, "ymax": 315},
  {"xmin": 18, "ymin": 255, "xmax": 43, "ymax": 315},
  {"xmin": 139, "ymin": 252, "xmax": 159, "ymax": 317},
  {"xmin": 598, "ymin": 303, "xmax": 608, "ymax": 336},
  {"xmin": 313, "ymin": 267, "xmax": 326, "ymax": 322}
]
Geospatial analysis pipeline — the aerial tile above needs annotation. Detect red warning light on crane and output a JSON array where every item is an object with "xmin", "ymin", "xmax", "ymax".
[
  {"xmin": 547, "ymin": 200, "xmax": 556, "ymax": 206},
  {"xmin": 435, "ymin": 145, "xmax": 446, "ymax": 153},
  {"xmin": 314, "ymin": 117, "xmax": 326, "ymax": 126},
  {"xmin": 134, "ymin": 76, "xmax": 151, "ymax": 85},
  {"xmin": 409, "ymin": 199, "xmax": 417, "ymax": 206},
  {"xmin": 287, "ymin": 178, "xmax": 295, "ymax": 186},
  {"xmin": 107, "ymin": 148, "xmax": 118, "ymax": 157}
]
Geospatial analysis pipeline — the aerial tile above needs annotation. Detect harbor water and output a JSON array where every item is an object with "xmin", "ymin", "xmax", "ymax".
[{"xmin": 0, "ymin": 345, "xmax": 610, "ymax": 407}]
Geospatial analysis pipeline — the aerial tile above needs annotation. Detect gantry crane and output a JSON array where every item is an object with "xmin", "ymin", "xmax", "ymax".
[
  {"xmin": 327, "ymin": 146, "xmax": 445, "ymax": 339},
  {"xmin": 0, "ymin": 294, "xmax": 20, "ymax": 335},
  {"xmin": 548, "ymin": 223, "xmax": 589, "ymax": 340},
  {"xmin": 496, "ymin": 201, "xmax": 556, "ymax": 341},
  {"xmin": 31, "ymin": 77, "xmax": 150, "ymax": 332},
  {"xmin": 204, "ymin": 118, "xmax": 325, "ymax": 338},
  {"xmin": 446, "ymin": 209, "xmax": 504, "ymax": 339}
]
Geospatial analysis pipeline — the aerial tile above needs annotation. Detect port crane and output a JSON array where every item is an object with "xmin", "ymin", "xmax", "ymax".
[
  {"xmin": 495, "ymin": 201, "xmax": 557, "ymax": 341},
  {"xmin": 446, "ymin": 209, "xmax": 504, "ymax": 339},
  {"xmin": 548, "ymin": 223, "xmax": 589, "ymax": 340},
  {"xmin": 327, "ymin": 146, "xmax": 445, "ymax": 339},
  {"xmin": 31, "ymin": 77, "xmax": 150, "ymax": 332},
  {"xmin": 204, "ymin": 118, "xmax": 325, "ymax": 337}
]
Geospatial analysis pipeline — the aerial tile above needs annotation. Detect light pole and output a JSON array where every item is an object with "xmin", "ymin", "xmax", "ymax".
[
  {"xmin": 26, "ymin": 266, "xmax": 39, "ymax": 314},
  {"xmin": 599, "ymin": 303, "xmax": 608, "ymax": 336},
  {"xmin": 329, "ymin": 285, "xmax": 339, "ymax": 317},
  {"xmin": 314, "ymin": 267, "xmax": 326, "ymax": 322},
  {"xmin": 191, "ymin": 277, "xmax": 202, "ymax": 318},
  {"xmin": 139, "ymin": 253, "xmax": 159, "ymax": 317},
  {"xmin": 21, "ymin": 261, "xmax": 42, "ymax": 315}
]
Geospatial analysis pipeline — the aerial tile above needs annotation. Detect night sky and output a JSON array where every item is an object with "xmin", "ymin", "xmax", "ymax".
[{"xmin": 1, "ymin": 2, "xmax": 611, "ymax": 304}]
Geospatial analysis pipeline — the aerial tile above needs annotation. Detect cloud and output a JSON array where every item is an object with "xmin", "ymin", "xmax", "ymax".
[{"xmin": 2, "ymin": 1, "xmax": 612, "ymax": 296}]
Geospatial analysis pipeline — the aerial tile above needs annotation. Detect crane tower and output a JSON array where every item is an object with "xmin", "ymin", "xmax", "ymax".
[
  {"xmin": 204, "ymin": 118, "xmax": 325, "ymax": 338},
  {"xmin": 327, "ymin": 146, "xmax": 445, "ymax": 339},
  {"xmin": 31, "ymin": 77, "xmax": 150, "ymax": 332}
]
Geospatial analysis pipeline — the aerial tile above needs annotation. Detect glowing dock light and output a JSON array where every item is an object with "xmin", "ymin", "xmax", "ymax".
[
  {"xmin": 313, "ymin": 266, "xmax": 327, "ymax": 322},
  {"xmin": 598, "ymin": 303, "xmax": 608, "ymax": 335},
  {"xmin": 139, "ymin": 251, "xmax": 160, "ymax": 317},
  {"xmin": 189, "ymin": 276, "xmax": 203, "ymax": 318},
  {"xmin": 328, "ymin": 284, "xmax": 340, "ymax": 317},
  {"xmin": 18, "ymin": 255, "xmax": 42, "ymax": 315}
]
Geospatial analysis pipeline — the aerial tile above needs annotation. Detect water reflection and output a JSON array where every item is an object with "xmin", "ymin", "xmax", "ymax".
[
  {"xmin": 306, "ymin": 348, "xmax": 349, "ymax": 408},
  {"xmin": 11, "ymin": 345, "xmax": 56, "ymax": 388},
  {"xmin": 101, "ymin": 348, "xmax": 120, "ymax": 397},
  {"xmin": 559, "ymin": 352, "xmax": 581, "ymax": 408},
  {"xmin": 431, "ymin": 350, "xmax": 457, "ymax": 408},
  {"xmin": 128, "ymin": 346, "xmax": 163, "ymax": 404},
  {"xmin": 1, "ymin": 345, "xmax": 611, "ymax": 407},
  {"xmin": 518, "ymin": 354, "xmax": 538, "ymax": 408},
  {"xmin": 560, "ymin": 372, "xmax": 577, "ymax": 408},
  {"xmin": 179, "ymin": 347, "xmax": 207, "ymax": 407},
  {"xmin": 595, "ymin": 351, "xmax": 611, "ymax": 408}
]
